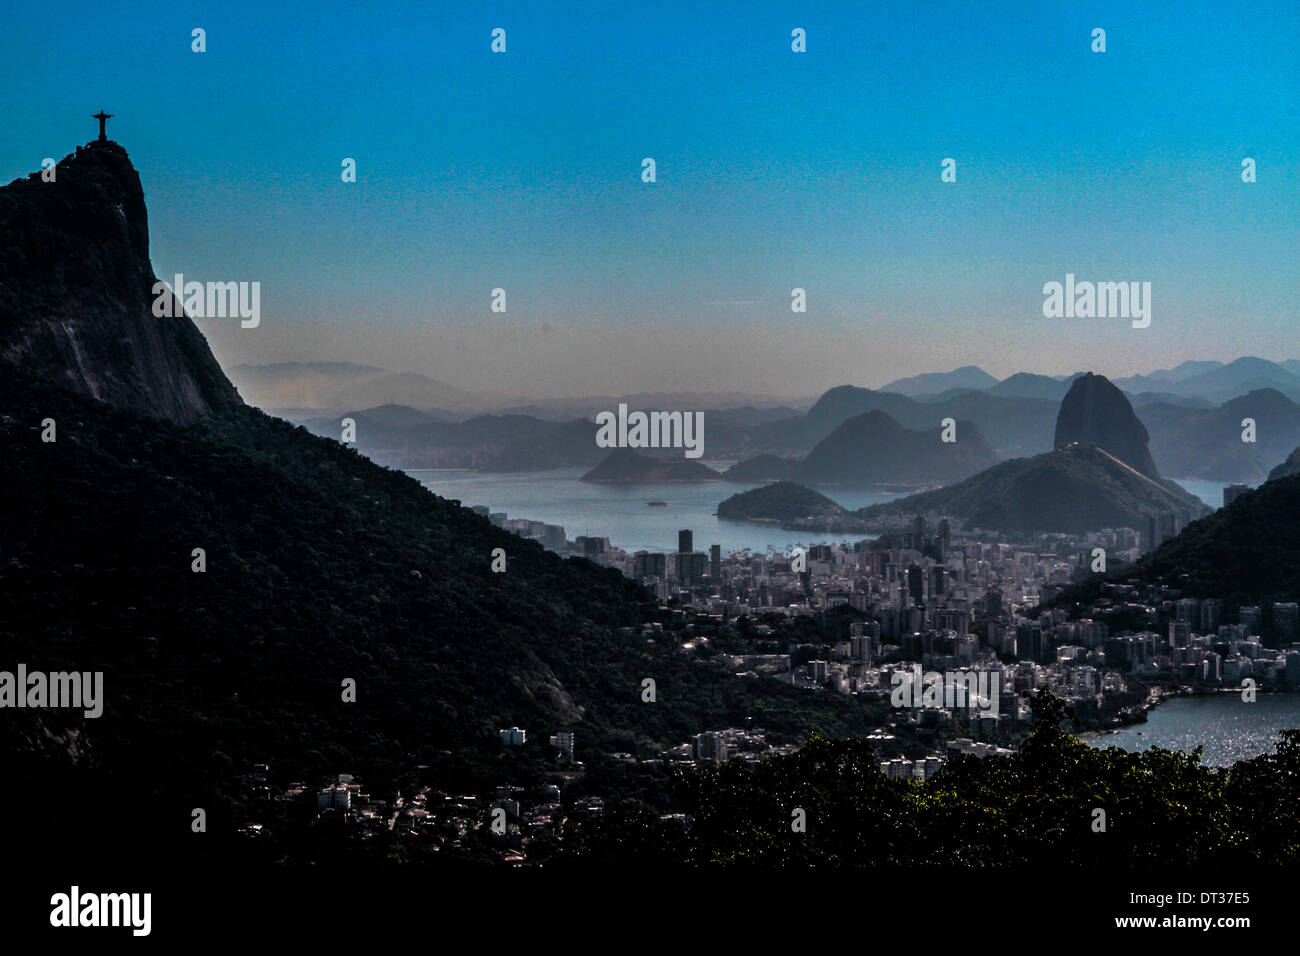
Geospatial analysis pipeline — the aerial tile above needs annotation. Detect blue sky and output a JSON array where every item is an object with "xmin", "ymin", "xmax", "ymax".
[{"xmin": 2, "ymin": 0, "xmax": 1297, "ymax": 397}]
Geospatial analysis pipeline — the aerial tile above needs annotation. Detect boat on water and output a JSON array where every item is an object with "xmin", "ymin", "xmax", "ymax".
[{"xmin": 647, "ymin": 500, "xmax": 668, "ymax": 507}]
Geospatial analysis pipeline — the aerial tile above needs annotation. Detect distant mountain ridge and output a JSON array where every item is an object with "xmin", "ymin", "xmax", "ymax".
[
  {"xmin": 876, "ymin": 357, "xmax": 1300, "ymax": 407},
  {"xmin": 879, "ymin": 366, "xmax": 997, "ymax": 396},
  {"xmin": 793, "ymin": 410, "xmax": 998, "ymax": 487},
  {"xmin": 1115, "ymin": 357, "xmax": 1300, "ymax": 403},
  {"xmin": 986, "ymin": 372, "xmax": 1084, "ymax": 402},
  {"xmin": 722, "ymin": 454, "xmax": 798, "ymax": 482},
  {"xmin": 238, "ymin": 358, "xmax": 1300, "ymax": 477},
  {"xmin": 1144, "ymin": 389, "xmax": 1300, "ymax": 481},
  {"xmin": 719, "ymin": 373, "xmax": 1208, "ymax": 535},
  {"xmin": 228, "ymin": 363, "xmax": 811, "ymax": 421},
  {"xmin": 227, "ymin": 362, "xmax": 491, "ymax": 415},
  {"xmin": 770, "ymin": 385, "xmax": 1056, "ymax": 459}
]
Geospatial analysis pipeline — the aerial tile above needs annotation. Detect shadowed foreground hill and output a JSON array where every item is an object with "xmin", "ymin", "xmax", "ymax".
[
  {"xmin": 0, "ymin": 367, "xmax": 885, "ymax": 865},
  {"xmin": 1096, "ymin": 473, "xmax": 1300, "ymax": 608},
  {"xmin": 0, "ymin": 142, "xmax": 893, "ymax": 868},
  {"xmin": 1269, "ymin": 446, "xmax": 1300, "ymax": 480},
  {"xmin": 855, "ymin": 444, "xmax": 1203, "ymax": 534},
  {"xmin": 567, "ymin": 693, "xmax": 1300, "ymax": 867}
]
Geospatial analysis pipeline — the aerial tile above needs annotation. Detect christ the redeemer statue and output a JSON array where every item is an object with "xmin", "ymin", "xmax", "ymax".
[{"xmin": 93, "ymin": 111, "xmax": 113, "ymax": 141}]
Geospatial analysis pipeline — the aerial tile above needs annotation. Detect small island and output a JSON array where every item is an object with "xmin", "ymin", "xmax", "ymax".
[
  {"xmin": 717, "ymin": 481, "xmax": 872, "ymax": 532},
  {"xmin": 581, "ymin": 448, "xmax": 723, "ymax": 484}
]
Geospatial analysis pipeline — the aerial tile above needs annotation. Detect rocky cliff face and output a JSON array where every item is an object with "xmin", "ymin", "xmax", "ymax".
[
  {"xmin": 1054, "ymin": 372, "xmax": 1160, "ymax": 480},
  {"xmin": 0, "ymin": 140, "xmax": 242, "ymax": 424}
]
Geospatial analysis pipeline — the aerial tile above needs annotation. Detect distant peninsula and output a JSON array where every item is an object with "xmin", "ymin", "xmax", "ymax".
[
  {"xmin": 581, "ymin": 448, "xmax": 723, "ymax": 484},
  {"xmin": 716, "ymin": 481, "xmax": 872, "ymax": 532}
]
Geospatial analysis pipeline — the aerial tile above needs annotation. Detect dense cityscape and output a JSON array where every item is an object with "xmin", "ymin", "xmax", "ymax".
[
  {"xmin": 485, "ymin": 492, "xmax": 1300, "ymax": 754},
  {"xmin": 241, "ymin": 490, "xmax": 1295, "ymax": 865}
]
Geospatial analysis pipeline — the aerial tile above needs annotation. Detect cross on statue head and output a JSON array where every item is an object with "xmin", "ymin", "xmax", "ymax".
[{"xmin": 93, "ymin": 111, "xmax": 113, "ymax": 142}]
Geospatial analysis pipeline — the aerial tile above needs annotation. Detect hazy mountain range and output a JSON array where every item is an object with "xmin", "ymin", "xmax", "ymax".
[
  {"xmin": 228, "ymin": 361, "xmax": 809, "ymax": 422},
  {"xmin": 881, "ymin": 358, "xmax": 1300, "ymax": 405},
  {"xmin": 262, "ymin": 356, "xmax": 1300, "ymax": 483},
  {"xmin": 306, "ymin": 387, "xmax": 1296, "ymax": 485},
  {"xmin": 234, "ymin": 356, "xmax": 1300, "ymax": 417},
  {"xmin": 719, "ymin": 374, "xmax": 1213, "ymax": 536}
]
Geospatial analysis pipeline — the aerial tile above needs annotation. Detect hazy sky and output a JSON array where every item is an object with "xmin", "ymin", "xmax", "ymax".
[{"xmin": 3, "ymin": 1, "xmax": 1297, "ymax": 399}]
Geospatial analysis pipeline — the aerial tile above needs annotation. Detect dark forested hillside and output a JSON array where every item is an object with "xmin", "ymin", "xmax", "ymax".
[
  {"xmin": 1115, "ymin": 473, "xmax": 1300, "ymax": 606},
  {"xmin": 0, "ymin": 366, "xmax": 888, "ymax": 865},
  {"xmin": 569, "ymin": 694, "xmax": 1300, "ymax": 868}
]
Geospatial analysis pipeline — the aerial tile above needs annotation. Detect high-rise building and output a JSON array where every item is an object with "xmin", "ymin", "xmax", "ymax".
[
  {"xmin": 1204, "ymin": 651, "xmax": 1222, "ymax": 683},
  {"xmin": 1273, "ymin": 603, "xmax": 1299, "ymax": 642},
  {"xmin": 849, "ymin": 621, "xmax": 874, "ymax": 663},
  {"xmin": 576, "ymin": 536, "xmax": 610, "ymax": 556},
  {"xmin": 877, "ymin": 606, "xmax": 900, "ymax": 643},
  {"xmin": 1199, "ymin": 599, "xmax": 1223, "ymax": 635},
  {"xmin": 1145, "ymin": 512, "xmax": 1181, "ymax": 551},
  {"xmin": 678, "ymin": 529, "xmax": 693, "ymax": 554},
  {"xmin": 632, "ymin": 551, "xmax": 666, "ymax": 580},
  {"xmin": 693, "ymin": 731, "xmax": 727, "ymax": 763},
  {"xmin": 709, "ymin": 544, "xmax": 721, "ymax": 580},
  {"xmin": 907, "ymin": 564, "xmax": 925, "ymax": 602},
  {"xmin": 680, "ymin": 552, "xmax": 707, "ymax": 587},
  {"xmin": 931, "ymin": 565, "xmax": 948, "ymax": 597},
  {"xmin": 1287, "ymin": 652, "xmax": 1300, "ymax": 687},
  {"xmin": 1016, "ymin": 623, "xmax": 1044, "ymax": 663},
  {"xmin": 548, "ymin": 732, "xmax": 575, "ymax": 759},
  {"xmin": 985, "ymin": 589, "xmax": 1004, "ymax": 618},
  {"xmin": 317, "ymin": 786, "xmax": 352, "ymax": 811},
  {"xmin": 1223, "ymin": 484, "xmax": 1251, "ymax": 507},
  {"xmin": 1239, "ymin": 605, "xmax": 1262, "ymax": 634}
]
